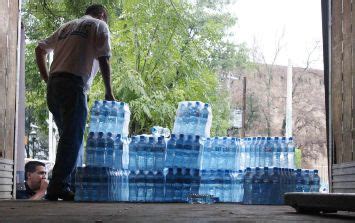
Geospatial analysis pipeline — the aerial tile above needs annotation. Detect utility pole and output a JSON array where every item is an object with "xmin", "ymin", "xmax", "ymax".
[
  {"xmin": 241, "ymin": 76, "xmax": 246, "ymax": 138},
  {"xmin": 286, "ymin": 59, "xmax": 293, "ymax": 138}
]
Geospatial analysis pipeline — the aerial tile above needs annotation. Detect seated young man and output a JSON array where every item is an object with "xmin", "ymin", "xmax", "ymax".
[{"xmin": 16, "ymin": 161, "xmax": 48, "ymax": 200}]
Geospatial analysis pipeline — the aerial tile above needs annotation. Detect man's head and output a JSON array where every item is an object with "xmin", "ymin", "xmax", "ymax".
[
  {"xmin": 25, "ymin": 161, "xmax": 47, "ymax": 191},
  {"xmin": 85, "ymin": 4, "xmax": 108, "ymax": 23}
]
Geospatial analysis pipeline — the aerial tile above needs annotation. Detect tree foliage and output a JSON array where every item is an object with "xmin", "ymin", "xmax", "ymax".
[{"xmin": 23, "ymin": 0, "xmax": 248, "ymax": 136}]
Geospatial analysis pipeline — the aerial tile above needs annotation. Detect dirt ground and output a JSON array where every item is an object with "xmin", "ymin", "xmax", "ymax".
[{"xmin": 1, "ymin": 201, "xmax": 355, "ymax": 223}]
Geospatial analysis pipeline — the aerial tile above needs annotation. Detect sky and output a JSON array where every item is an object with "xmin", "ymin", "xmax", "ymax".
[{"xmin": 229, "ymin": 0, "xmax": 323, "ymax": 70}]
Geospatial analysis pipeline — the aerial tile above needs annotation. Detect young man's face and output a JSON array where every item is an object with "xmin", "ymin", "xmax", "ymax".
[{"xmin": 27, "ymin": 166, "xmax": 47, "ymax": 191}]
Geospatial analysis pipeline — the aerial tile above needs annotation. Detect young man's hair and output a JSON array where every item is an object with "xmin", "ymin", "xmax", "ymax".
[
  {"xmin": 85, "ymin": 4, "xmax": 107, "ymax": 17},
  {"xmin": 25, "ymin": 161, "xmax": 45, "ymax": 180}
]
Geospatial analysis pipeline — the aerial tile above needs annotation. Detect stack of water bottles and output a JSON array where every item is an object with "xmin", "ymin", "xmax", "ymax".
[
  {"xmin": 165, "ymin": 134, "xmax": 203, "ymax": 169},
  {"xmin": 173, "ymin": 101, "xmax": 212, "ymax": 138},
  {"xmin": 74, "ymin": 166, "xmax": 130, "ymax": 202},
  {"xmin": 89, "ymin": 100, "xmax": 131, "ymax": 137},
  {"xmin": 242, "ymin": 167, "xmax": 321, "ymax": 205},
  {"xmin": 127, "ymin": 135, "xmax": 168, "ymax": 202},
  {"xmin": 75, "ymin": 100, "xmax": 131, "ymax": 202}
]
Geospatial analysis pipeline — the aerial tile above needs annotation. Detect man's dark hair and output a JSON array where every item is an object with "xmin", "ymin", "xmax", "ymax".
[
  {"xmin": 85, "ymin": 4, "xmax": 107, "ymax": 17},
  {"xmin": 25, "ymin": 161, "xmax": 45, "ymax": 180}
]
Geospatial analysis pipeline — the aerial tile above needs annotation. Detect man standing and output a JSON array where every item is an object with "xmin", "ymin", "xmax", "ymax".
[
  {"xmin": 35, "ymin": 4, "xmax": 115, "ymax": 201},
  {"xmin": 16, "ymin": 161, "xmax": 48, "ymax": 200}
]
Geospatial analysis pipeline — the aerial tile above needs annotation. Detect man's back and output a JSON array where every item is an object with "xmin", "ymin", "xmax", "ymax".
[{"xmin": 38, "ymin": 15, "xmax": 111, "ymax": 88}]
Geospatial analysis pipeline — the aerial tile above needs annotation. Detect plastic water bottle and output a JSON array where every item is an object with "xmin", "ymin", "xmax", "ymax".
[
  {"xmin": 253, "ymin": 137, "xmax": 260, "ymax": 167},
  {"xmin": 128, "ymin": 136, "xmax": 138, "ymax": 170},
  {"xmin": 280, "ymin": 137, "xmax": 288, "ymax": 168},
  {"xmin": 89, "ymin": 101, "xmax": 100, "ymax": 132},
  {"xmin": 249, "ymin": 137, "xmax": 256, "ymax": 168},
  {"xmin": 258, "ymin": 137, "xmax": 266, "ymax": 167},
  {"xmin": 146, "ymin": 137, "xmax": 155, "ymax": 171},
  {"xmin": 260, "ymin": 167, "xmax": 271, "ymax": 204},
  {"xmin": 95, "ymin": 132, "xmax": 106, "ymax": 167},
  {"xmin": 295, "ymin": 169, "xmax": 303, "ymax": 192},
  {"xmin": 310, "ymin": 170, "xmax": 320, "ymax": 192},
  {"xmin": 191, "ymin": 169, "xmax": 200, "ymax": 195},
  {"xmin": 145, "ymin": 171, "xmax": 154, "ymax": 202},
  {"xmin": 236, "ymin": 170, "xmax": 244, "ymax": 202},
  {"xmin": 251, "ymin": 167, "xmax": 262, "ymax": 204},
  {"xmin": 287, "ymin": 137, "xmax": 295, "ymax": 169},
  {"xmin": 98, "ymin": 100, "xmax": 109, "ymax": 132},
  {"xmin": 137, "ymin": 136, "xmax": 147, "ymax": 170},
  {"xmin": 105, "ymin": 132, "xmax": 114, "ymax": 167},
  {"xmin": 184, "ymin": 135, "xmax": 193, "ymax": 168},
  {"xmin": 121, "ymin": 170, "xmax": 129, "ymax": 201},
  {"xmin": 85, "ymin": 132, "xmax": 96, "ymax": 166},
  {"xmin": 165, "ymin": 168, "xmax": 174, "ymax": 202},
  {"xmin": 190, "ymin": 102, "xmax": 200, "ymax": 134},
  {"xmin": 192, "ymin": 136, "xmax": 201, "ymax": 169},
  {"xmin": 244, "ymin": 138, "xmax": 251, "ymax": 169},
  {"xmin": 114, "ymin": 134, "xmax": 123, "ymax": 169},
  {"xmin": 235, "ymin": 139, "xmax": 241, "ymax": 171},
  {"xmin": 136, "ymin": 170, "xmax": 146, "ymax": 202},
  {"xmin": 223, "ymin": 170, "xmax": 232, "ymax": 202},
  {"xmin": 154, "ymin": 171, "xmax": 165, "ymax": 202},
  {"xmin": 165, "ymin": 134, "xmax": 177, "ymax": 168},
  {"xmin": 243, "ymin": 167, "xmax": 253, "ymax": 204},
  {"xmin": 155, "ymin": 136, "xmax": 166, "ymax": 170},
  {"xmin": 303, "ymin": 170, "xmax": 311, "ymax": 192},
  {"xmin": 239, "ymin": 139, "xmax": 246, "ymax": 170},
  {"xmin": 107, "ymin": 101, "xmax": 118, "ymax": 134},
  {"xmin": 182, "ymin": 168, "xmax": 192, "ymax": 202},
  {"xmin": 202, "ymin": 138, "xmax": 212, "ymax": 170},
  {"xmin": 173, "ymin": 168, "xmax": 183, "ymax": 202},
  {"xmin": 273, "ymin": 137, "xmax": 281, "ymax": 168},
  {"xmin": 198, "ymin": 104, "xmax": 210, "ymax": 137},
  {"xmin": 264, "ymin": 137, "xmax": 273, "ymax": 167},
  {"xmin": 129, "ymin": 171, "xmax": 136, "ymax": 202},
  {"xmin": 175, "ymin": 134, "xmax": 185, "ymax": 168},
  {"xmin": 270, "ymin": 167, "xmax": 280, "ymax": 204}
]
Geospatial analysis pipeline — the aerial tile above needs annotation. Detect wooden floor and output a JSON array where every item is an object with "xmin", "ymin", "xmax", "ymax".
[{"xmin": 1, "ymin": 201, "xmax": 355, "ymax": 222}]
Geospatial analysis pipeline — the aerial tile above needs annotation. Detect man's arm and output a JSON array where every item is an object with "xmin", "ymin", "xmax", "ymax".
[
  {"xmin": 35, "ymin": 46, "xmax": 49, "ymax": 83},
  {"xmin": 98, "ymin": 56, "xmax": 116, "ymax": 101}
]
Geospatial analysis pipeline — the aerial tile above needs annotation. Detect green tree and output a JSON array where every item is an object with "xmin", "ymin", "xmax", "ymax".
[{"xmin": 23, "ymin": 0, "xmax": 248, "ymax": 136}]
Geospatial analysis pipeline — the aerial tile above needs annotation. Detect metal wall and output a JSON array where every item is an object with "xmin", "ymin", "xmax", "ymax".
[
  {"xmin": 0, "ymin": 0, "xmax": 20, "ymax": 199},
  {"xmin": 329, "ymin": 0, "xmax": 355, "ymax": 193}
]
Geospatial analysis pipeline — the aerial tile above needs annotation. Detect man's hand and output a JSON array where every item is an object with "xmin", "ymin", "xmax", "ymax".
[
  {"xmin": 39, "ymin": 179, "xmax": 49, "ymax": 193},
  {"xmin": 29, "ymin": 179, "xmax": 48, "ymax": 200}
]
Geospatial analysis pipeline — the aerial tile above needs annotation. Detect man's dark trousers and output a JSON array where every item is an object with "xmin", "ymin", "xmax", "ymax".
[{"xmin": 46, "ymin": 72, "xmax": 87, "ymax": 198}]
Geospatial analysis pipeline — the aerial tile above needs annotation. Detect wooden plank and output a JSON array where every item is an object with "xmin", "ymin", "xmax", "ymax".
[
  {"xmin": 0, "ymin": 171, "xmax": 13, "ymax": 179},
  {"xmin": 0, "ymin": 177, "xmax": 13, "ymax": 185},
  {"xmin": 0, "ymin": 191, "xmax": 12, "ymax": 199},
  {"xmin": 331, "ymin": 0, "xmax": 344, "ymax": 164},
  {"xmin": 332, "ymin": 161, "xmax": 355, "ymax": 169},
  {"xmin": 0, "ymin": 0, "xmax": 9, "ymax": 159},
  {"xmin": 332, "ymin": 174, "xmax": 355, "ymax": 182},
  {"xmin": 0, "ymin": 184, "xmax": 12, "ymax": 192},
  {"xmin": 333, "ymin": 188, "xmax": 355, "ymax": 193},
  {"xmin": 0, "ymin": 158, "xmax": 14, "ymax": 165},
  {"xmin": 342, "ymin": 0, "xmax": 353, "ymax": 162},
  {"xmin": 332, "ymin": 167, "xmax": 355, "ymax": 175},
  {"xmin": 333, "ymin": 181, "xmax": 355, "ymax": 189},
  {"xmin": 0, "ymin": 163, "xmax": 13, "ymax": 172},
  {"xmin": 4, "ymin": 0, "xmax": 19, "ymax": 161},
  {"xmin": 352, "ymin": 0, "xmax": 355, "ymax": 162}
]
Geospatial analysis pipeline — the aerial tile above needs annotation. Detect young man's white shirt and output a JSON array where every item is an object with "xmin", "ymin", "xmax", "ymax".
[{"xmin": 38, "ymin": 15, "xmax": 111, "ymax": 92}]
